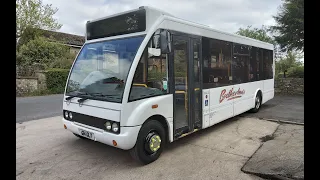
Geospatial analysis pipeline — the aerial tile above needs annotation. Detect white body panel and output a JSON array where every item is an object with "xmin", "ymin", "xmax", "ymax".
[
  {"xmin": 233, "ymin": 81, "xmax": 263, "ymax": 116},
  {"xmin": 63, "ymin": 97, "xmax": 121, "ymax": 122},
  {"xmin": 63, "ymin": 119, "xmax": 140, "ymax": 150},
  {"xmin": 262, "ymin": 79, "xmax": 275, "ymax": 103},
  {"xmin": 202, "ymin": 85, "xmax": 235, "ymax": 129},
  {"xmin": 201, "ymin": 80, "xmax": 274, "ymax": 129},
  {"xmin": 121, "ymin": 95, "xmax": 174, "ymax": 142},
  {"xmin": 62, "ymin": 6, "xmax": 274, "ymax": 150}
]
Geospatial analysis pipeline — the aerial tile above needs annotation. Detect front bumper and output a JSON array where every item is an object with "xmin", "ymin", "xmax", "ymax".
[{"xmin": 63, "ymin": 118, "xmax": 141, "ymax": 150}]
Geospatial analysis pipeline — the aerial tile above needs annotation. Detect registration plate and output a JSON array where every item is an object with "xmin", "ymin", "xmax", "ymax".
[{"xmin": 78, "ymin": 129, "xmax": 95, "ymax": 140}]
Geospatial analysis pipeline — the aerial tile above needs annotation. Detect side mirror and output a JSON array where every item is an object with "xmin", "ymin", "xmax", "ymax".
[
  {"xmin": 160, "ymin": 30, "xmax": 171, "ymax": 54},
  {"xmin": 153, "ymin": 29, "xmax": 161, "ymax": 49},
  {"xmin": 148, "ymin": 29, "xmax": 171, "ymax": 57},
  {"xmin": 148, "ymin": 47, "xmax": 161, "ymax": 57}
]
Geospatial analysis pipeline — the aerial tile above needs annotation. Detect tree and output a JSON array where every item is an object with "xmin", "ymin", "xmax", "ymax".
[
  {"xmin": 270, "ymin": 0, "xmax": 304, "ymax": 52},
  {"xmin": 16, "ymin": 0, "xmax": 62, "ymax": 43},
  {"xmin": 16, "ymin": 27, "xmax": 42, "ymax": 49},
  {"xmin": 236, "ymin": 25, "xmax": 275, "ymax": 44},
  {"xmin": 17, "ymin": 36, "xmax": 70, "ymax": 67},
  {"xmin": 275, "ymin": 51, "xmax": 303, "ymax": 77},
  {"xmin": 236, "ymin": 25, "xmax": 282, "ymax": 60}
]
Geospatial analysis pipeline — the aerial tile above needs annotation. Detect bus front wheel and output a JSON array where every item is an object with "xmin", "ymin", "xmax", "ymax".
[{"xmin": 129, "ymin": 120, "xmax": 165, "ymax": 165}]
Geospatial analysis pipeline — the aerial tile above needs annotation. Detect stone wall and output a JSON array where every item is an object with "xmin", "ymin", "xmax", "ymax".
[
  {"xmin": 16, "ymin": 74, "xmax": 303, "ymax": 96},
  {"xmin": 16, "ymin": 71, "xmax": 47, "ymax": 96},
  {"xmin": 275, "ymin": 78, "xmax": 304, "ymax": 95},
  {"xmin": 16, "ymin": 77, "xmax": 38, "ymax": 96},
  {"xmin": 35, "ymin": 71, "xmax": 47, "ymax": 90}
]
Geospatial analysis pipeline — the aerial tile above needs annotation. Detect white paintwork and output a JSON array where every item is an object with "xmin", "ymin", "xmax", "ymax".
[
  {"xmin": 63, "ymin": 6, "xmax": 274, "ymax": 150},
  {"xmin": 63, "ymin": 118, "xmax": 140, "ymax": 150},
  {"xmin": 62, "ymin": 97, "xmax": 121, "ymax": 122},
  {"xmin": 121, "ymin": 95, "xmax": 173, "ymax": 140},
  {"xmin": 262, "ymin": 79, "xmax": 275, "ymax": 103},
  {"xmin": 202, "ymin": 80, "xmax": 274, "ymax": 129}
]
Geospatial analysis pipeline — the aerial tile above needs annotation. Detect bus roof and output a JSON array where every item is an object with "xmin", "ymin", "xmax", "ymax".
[{"xmin": 86, "ymin": 6, "xmax": 274, "ymax": 49}]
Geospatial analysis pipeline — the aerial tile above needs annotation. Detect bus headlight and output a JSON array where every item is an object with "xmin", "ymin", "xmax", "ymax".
[
  {"xmin": 105, "ymin": 121, "xmax": 112, "ymax": 130},
  {"xmin": 69, "ymin": 112, "xmax": 73, "ymax": 119},
  {"xmin": 64, "ymin": 111, "xmax": 69, "ymax": 119},
  {"xmin": 112, "ymin": 123, "xmax": 119, "ymax": 132}
]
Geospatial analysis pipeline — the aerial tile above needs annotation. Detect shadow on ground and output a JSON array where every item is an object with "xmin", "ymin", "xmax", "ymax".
[{"xmin": 241, "ymin": 95, "xmax": 304, "ymax": 124}]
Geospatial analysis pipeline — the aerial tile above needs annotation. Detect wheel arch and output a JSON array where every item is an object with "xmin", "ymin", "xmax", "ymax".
[
  {"xmin": 254, "ymin": 89, "xmax": 263, "ymax": 107},
  {"xmin": 142, "ymin": 114, "xmax": 170, "ymax": 144}
]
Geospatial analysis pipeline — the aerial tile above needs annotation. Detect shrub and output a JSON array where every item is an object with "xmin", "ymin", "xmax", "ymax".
[
  {"xmin": 275, "ymin": 72, "xmax": 284, "ymax": 79},
  {"xmin": 45, "ymin": 68, "xmax": 70, "ymax": 94},
  {"xmin": 148, "ymin": 71, "xmax": 166, "ymax": 80},
  {"xmin": 17, "ymin": 36, "xmax": 69, "ymax": 66},
  {"xmin": 49, "ymin": 57, "xmax": 74, "ymax": 69},
  {"xmin": 287, "ymin": 66, "xmax": 304, "ymax": 78}
]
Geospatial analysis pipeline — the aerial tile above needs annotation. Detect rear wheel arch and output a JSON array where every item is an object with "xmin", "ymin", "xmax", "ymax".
[
  {"xmin": 251, "ymin": 89, "xmax": 263, "ymax": 113},
  {"xmin": 254, "ymin": 89, "xmax": 263, "ymax": 104}
]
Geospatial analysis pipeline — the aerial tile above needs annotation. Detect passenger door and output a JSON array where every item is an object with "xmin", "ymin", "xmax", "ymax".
[{"xmin": 171, "ymin": 34, "xmax": 202, "ymax": 138}]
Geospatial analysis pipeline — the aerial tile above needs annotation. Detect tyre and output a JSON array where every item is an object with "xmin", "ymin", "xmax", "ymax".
[
  {"xmin": 129, "ymin": 120, "xmax": 166, "ymax": 165},
  {"xmin": 73, "ymin": 133, "xmax": 87, "ymax": 139},
  {"xmin": 250, "ymin": 92, "xmax": 262, "ymax": 113}
]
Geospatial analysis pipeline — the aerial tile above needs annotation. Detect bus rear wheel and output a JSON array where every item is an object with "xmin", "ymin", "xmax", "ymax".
[
  {"xmin": 250, "ymin": 93, "xmax": 262, "ymax": 113},
  {"xmin": 129, "ymin": 120, "xmax": 165, "ymax": 165}
]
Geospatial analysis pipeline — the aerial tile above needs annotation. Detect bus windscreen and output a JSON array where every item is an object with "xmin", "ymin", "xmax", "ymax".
[{"xmin": 86, "ymin": 9, "xmax": 146, "ymax": 40}]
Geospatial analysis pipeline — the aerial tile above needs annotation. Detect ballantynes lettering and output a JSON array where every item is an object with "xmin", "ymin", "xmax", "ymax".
[{"xmin": 219, "ymin": 88, "xmax": 245, "ymax": 103}]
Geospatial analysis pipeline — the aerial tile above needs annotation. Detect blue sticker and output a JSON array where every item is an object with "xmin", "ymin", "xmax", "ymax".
[{"xmin": 205, "ymin": 100, "xmax": 208, "ymax": 106}]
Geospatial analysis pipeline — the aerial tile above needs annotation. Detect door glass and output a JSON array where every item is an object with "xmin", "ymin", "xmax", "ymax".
[
  {"xmin": 174, "ymin": 38, "xmax": 189, "ymax": 130},
  {"xmin": 193, "ymin": 42, "xmax": 201, "ymax": 124}
]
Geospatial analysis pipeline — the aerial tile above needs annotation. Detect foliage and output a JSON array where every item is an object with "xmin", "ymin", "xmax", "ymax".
[
  {"xmin": 236, "ymin": 25, "xmax": 275, "ymax": 44},
  {"xmin": 45, "ymin": 68, "xmax": 70, "ymax": 93},
  {"xmin": 174, "ymin": 50, "xmax": 188, "ymax": 76},
  {"xmin": 16, "ymin": 27, "xmax": 43, "ymax": 49},
  {"xmin": 235, "ymin": 25, "xmax": 282, "ymax": 60},
  {"xmin": 16, "ymin": 0, "xmax": 62, "ymax": 42},
  {"xmin": 270, "ymin": 0, "xmax": 304, "ymax": 52},
  {"xmin": 148, "ymin": 71, "xmax": 166, "ymax": 80},
  {"xmin": 275, "ymin": 51, "xmax": 303, "ymax": 77},
  {"xmin": 287, "ymin": 66, "xmax": 304, "ymax": 78},
  {"xmin": 17, "ymin": 36, "xmax": 70, "ymax": 66},
  {"xmin": 48, "ymin": 52, "xmax": 75, "ymax": 69}
]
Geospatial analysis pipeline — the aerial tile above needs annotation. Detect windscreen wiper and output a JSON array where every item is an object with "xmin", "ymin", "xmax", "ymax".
[
  {"xmin": 77, "ymin": 93, "xmax": 119, "ymax": 103},
  {"xmin": 78, "ymin": 97, "xmax": 88, "ymax": 104},
  {"xmin": 77, "ymin": 93, "xmax": 104, "ymax": 103},
  {"xmin": 65, "ymin": 91, "xmax": 89, "ymax": 101},
  {"xmin": 90, "ymin": 93, "xmax": 117, "ymax": 97}
]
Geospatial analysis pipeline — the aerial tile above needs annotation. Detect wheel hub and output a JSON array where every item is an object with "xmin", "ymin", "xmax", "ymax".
[
  {"xmin": 149, "ymin": 135, "xmax": 161, "ymax": 152},
  {"xmin": 256, "ymin": 97, "xmax": 260, "ymax": 109},
  {"xmin": 145, "ymin": 133, "xmax": 161, "ymax": 153}
]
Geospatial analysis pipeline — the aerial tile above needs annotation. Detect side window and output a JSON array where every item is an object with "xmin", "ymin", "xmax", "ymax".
[
  {"xmin": 232, "ymin": 44, "xmax": 250, "ymax": 84},
  {"xmin": 269, "ymin": 50, "xmax": 274, "ymax": 79},
  {"xmin": 129, "ymin": 43, "xmax": 169, "ymax": 101},
  {"xmin": 202, "ymin": 38, "xmax": 232, "ymax": 89},
  {"xmin": 258, "ymin": 48, "xmax": 264, "ymax": 80},
  {"xmin": 263, "ymin": 49, "xmax": 273, "ymax": 79},
  {"xmin": 249, "ymin": 47, "xmax": 258, "ymax": 82}
]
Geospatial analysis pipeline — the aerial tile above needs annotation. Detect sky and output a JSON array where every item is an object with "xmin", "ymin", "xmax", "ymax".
[{"xmin": 43, "ymin": 0, "xmax": 283, "ymax": 36}]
